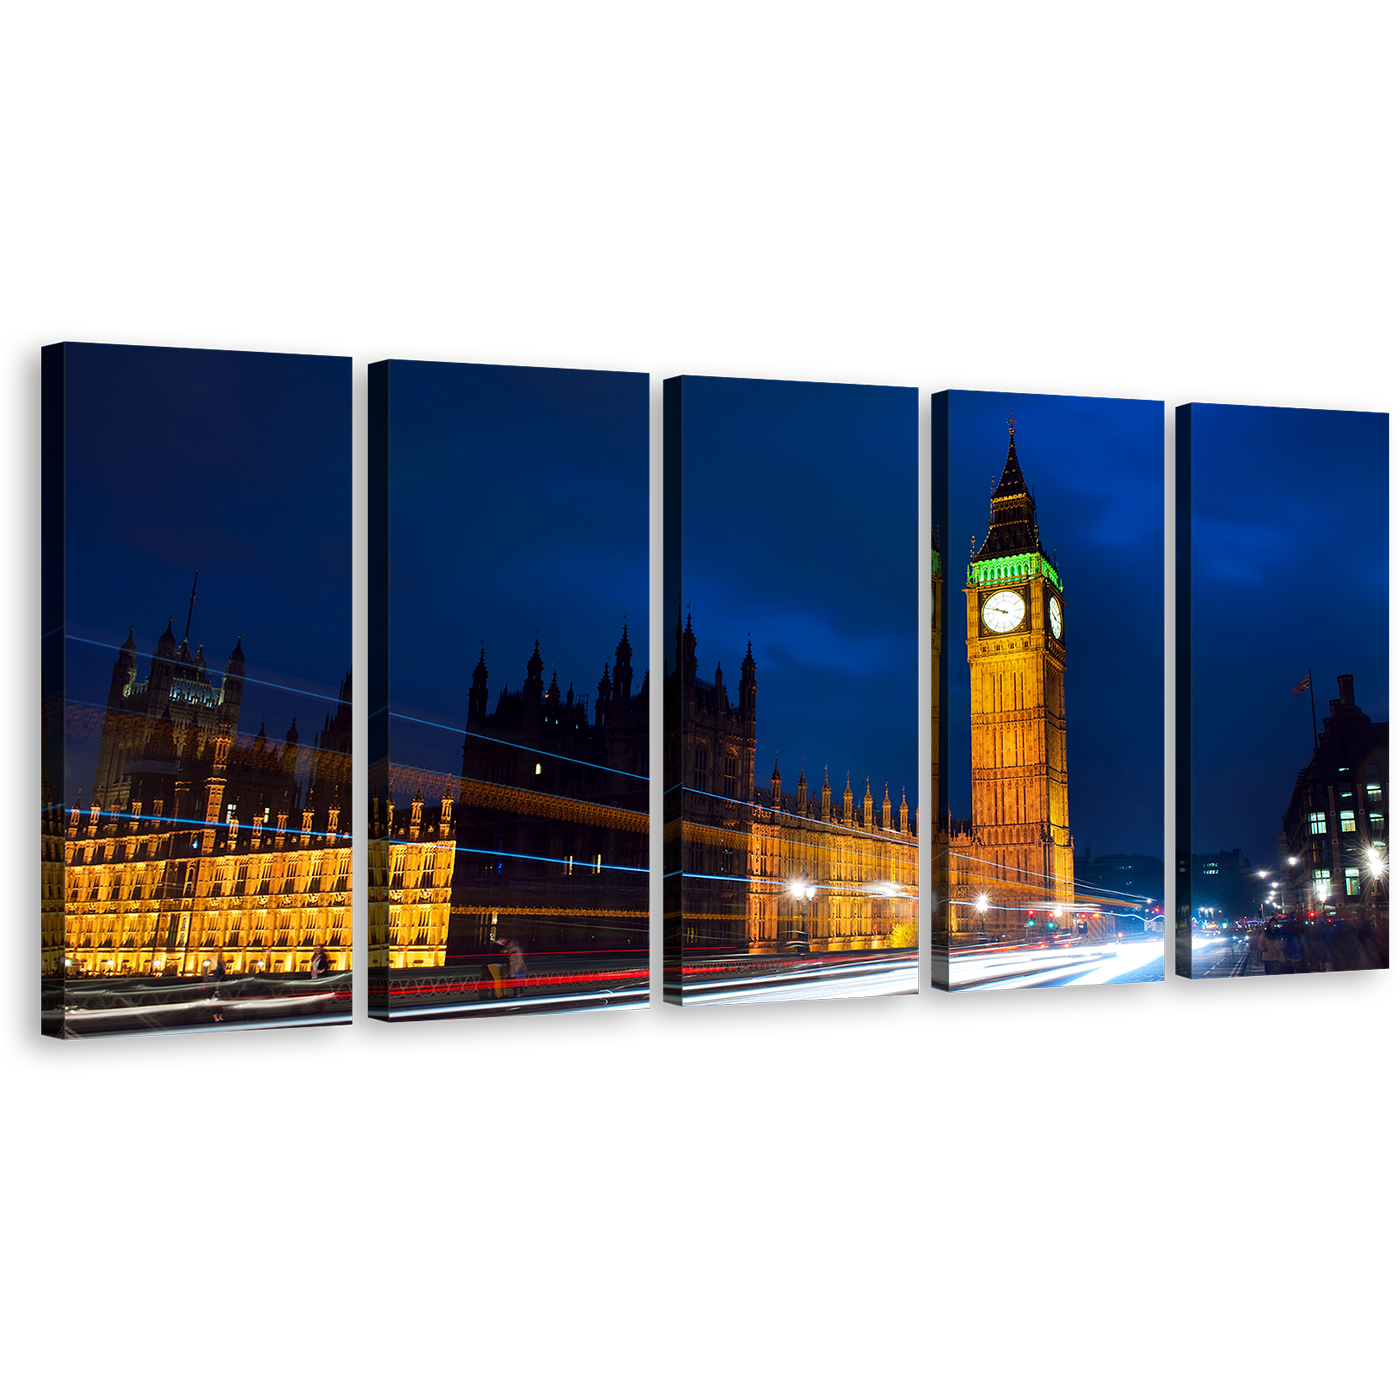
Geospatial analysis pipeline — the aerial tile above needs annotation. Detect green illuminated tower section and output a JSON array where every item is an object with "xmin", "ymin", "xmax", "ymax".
[{"xmin": 963, "ymin": 417, "xmax": 1073, "ymax": 937}]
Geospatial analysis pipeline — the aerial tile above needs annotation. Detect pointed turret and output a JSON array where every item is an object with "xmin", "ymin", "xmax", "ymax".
[
  {"xmin": 156, "ymin": 617, "xmax": 177, "ymax": 658},
  {"xmin": 770, "ymin": 754, "xmax": 782, "ymax": 808},
  {"xmin": 821, "ymin": 766, "xmax": 832, "ymax": 823},
  {"xmin": 863, "ymin": 777, "xmax": 874, "ymax": 829},
  {"xmin": 681, "ymin": 609, "xmax": 697, "ymax": 691},
  {"xmin": 222, "ymin": 636, "xmax": 246, "ymax": 715},
  {"xmin": 596, "ymin": 660, "xmax": 613, "ymax": 728},
  {"xmin": 468, "ymin": 646, "xmax": 490, "ymax": 725},
  {"xmin": 882, "ymin": 782, "xmax": 892, "ymax": 831},
  {"xmin": 843, "ymin": 773, "xmax": 854, "ymax": 824},
  {"xmin": 523, "ymin": 637, "xmax": 545, "ymax": 710},
  {"xmin": 899, "ymin": 787, "xmax": 909, "ymax": 835},
  {"xmin": 797, "ymin": 763, "xmax": 808, "ymax": 811},
  {"xmin": 739, "ymin": 636, "xmax": 757, "ymax": 722},
  {"xmin": 108, "ymin": 627, "xmax": 139, "ymax": 703},
  {"xmin": 614, "ymin": 620, "xmax": 633, "ymax": 705}
]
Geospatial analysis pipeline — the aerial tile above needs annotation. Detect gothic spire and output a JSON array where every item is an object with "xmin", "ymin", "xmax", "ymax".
[{"xmin": 973, "ymin": 413, "xmax": 1043, "ymax": 562}]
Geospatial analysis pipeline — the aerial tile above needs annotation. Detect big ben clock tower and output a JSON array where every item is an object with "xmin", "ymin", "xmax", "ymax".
[{"xmin": 961, "ymin": 416, "xmax": 1073, "ymax": 937}]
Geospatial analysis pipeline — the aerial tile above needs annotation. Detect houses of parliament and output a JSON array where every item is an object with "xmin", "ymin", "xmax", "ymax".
[
  {"xmin": 369, "ymin": 601, "xmax": 917, "ymax": 984},
  {"xmin": 53, "ymin": 585, "xmax": 354, "ymax": 979},
  {"xmin": 664, "ymin": 610, "xmax": 918, "ymax": 966},
  {"xmin": 368, "ymin": 624, "xmax": 650, "ymax": 980}
]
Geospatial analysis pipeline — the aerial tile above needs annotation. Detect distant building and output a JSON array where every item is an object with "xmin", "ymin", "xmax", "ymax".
[
  {"xmin": 1189, "ymin": 848, "xmax": 1258, "ymax": 921},
  {"xmin": 1077, "ymin": 852, "xmax": 1164, "ymax": 912},
  {"xmin": 1279, "ymin": 673, "xmax": 1388, "ymax": 927}
]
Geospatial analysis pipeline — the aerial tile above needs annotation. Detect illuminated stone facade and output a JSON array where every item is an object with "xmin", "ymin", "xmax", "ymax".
[
  {"xmin": 63, "ymin": 609, "xmax": 353, "ymax": 976},
  {"xmin": 949, "ymin": 422, "xmax": 1075, "ymax": 940},
  {"xmin": 670, "ymin": 612, "xmax": 918, "ymax": 957}
]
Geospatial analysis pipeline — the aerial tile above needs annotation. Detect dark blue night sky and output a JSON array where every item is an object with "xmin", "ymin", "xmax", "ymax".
[
  {"xmin": 1189, "ymin": 403, "xmax": 1388, "ymax": 866},
  {"xmin": 385, "ymin": 361, "xmax": 648, "ymax": 777},
  {"xmin": 948, "ymin": 391, "xmax": 1165, "ymax": 860},
  {"xmin": 678, "ymin": 376, "xmax": 919, "ymax": 814},
  {"xmin": 61, "ymin": 343, "xmax": 351, "ymax": 805}
]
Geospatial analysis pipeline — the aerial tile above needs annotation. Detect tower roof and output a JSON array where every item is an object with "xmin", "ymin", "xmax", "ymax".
[{"xmin": 973, "ymin": 421, "xmax": 1048, "ymax": 563}]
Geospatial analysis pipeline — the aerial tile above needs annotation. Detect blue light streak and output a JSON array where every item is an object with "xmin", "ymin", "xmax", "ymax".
[{"xmin": 67, "ymin": 635, "xmax": 351, "ymax": 708}]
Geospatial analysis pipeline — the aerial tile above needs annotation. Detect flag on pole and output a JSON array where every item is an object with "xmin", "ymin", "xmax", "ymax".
[{"xmin": 1291, "ymin": 672, "xmax": 1311, "ymax": 698}]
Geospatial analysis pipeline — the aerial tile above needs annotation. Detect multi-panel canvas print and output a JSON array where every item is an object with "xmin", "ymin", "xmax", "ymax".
[
  {"xmin": 664, "ymin": 376, "xmax": 919, "ymax": 1005},
  {"xmin": 369, "ymin": 361, "xmax": 649, "ymax": 1020},
  {"xmin": 1177, "ymin": 403, "xmax": 1389, "ymax": 978},
  {"xmin": 931, "ymin": 391, "xmax": 1165, "ymax": 991},
  {"xmin": 42, "ymin": 343, "xmax": 353, "ymax": 1037}
]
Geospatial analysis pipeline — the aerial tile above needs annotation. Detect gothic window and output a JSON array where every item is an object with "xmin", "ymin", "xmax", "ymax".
[
  {"xmin": 723, "ymin": 753, "xmax": 737, "ymax": 798},
  {"xmin": 694, "ymin": 746, "xmax": 709, "ymax": 791}
]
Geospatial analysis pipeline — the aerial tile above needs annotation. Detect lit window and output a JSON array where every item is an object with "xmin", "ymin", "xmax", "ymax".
[
  {"xmin": 1369, "ymin": 814, "xmax": 1386, "ymax": 842},
  {"xmin": 1366, "ymin": 783, "xmax": 1383, "ymax": 804},
  {"xmin": 1344, "ymin": 868, "xmax": 1362, "ymax": 896},
  {"xmin": 1340, "ymin": 810, "xmax": 1356, "ymax": 833},
  {"xmin": 1312, "ymin": 870, "xmax": 1331, "ymax": 890},
  {"xmin": 1309, "ymin": 812, "xmax": 1327, "ymax": 835}
]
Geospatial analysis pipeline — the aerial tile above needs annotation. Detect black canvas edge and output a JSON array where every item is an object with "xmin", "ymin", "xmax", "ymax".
[
  {"xmin": 661, "ymin": 375, "xmax": 684, "ymax": 1003},
  {"xmin": 930, "ymin": 391, "xmax": 952, "ymax": 991},
  {"xmin": 1174, "ymin": 404, "xmax": 1193, "ymax": 976},
  {"xmin": 16, "ymin": 327, "xmax": 1394, "ymax": 1069},
  {"xmin": 41, "ymin": 343, "xmax": 67, "ymax": 1037},
  {"xmin": 367, "ymin": 360, "xmax": 390, "ymax": 1019},
  {"xmin": 918, "ymin": 386, "xmax": 929, "ymax": 996}
]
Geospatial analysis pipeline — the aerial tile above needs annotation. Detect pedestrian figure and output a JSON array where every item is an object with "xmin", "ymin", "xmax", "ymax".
[
  {"xmin": 310, "ymin": 942, "xmax": 329, "ymax": 979},
  {"xmin": 1293, "ymin": 918, "xmax": 1327, "ymax": 974},
  {"xmin": 497, "ymin": 934, "xmax": 528, "ymax": 998},
  {"xmin": 206, "ymin": 951, "xmax": 227, "ymax": 1020},
  {"xmin": 1283, "ymin": 923, "xmax": 1305, "ymax": 975},
  {"xmin": 1331, "ymin": 919, "xmax": 1365, "ymax": 973},
  {"xmin": 1260, "ymin": 926, "xmax": 1284, "ymax": 975}
]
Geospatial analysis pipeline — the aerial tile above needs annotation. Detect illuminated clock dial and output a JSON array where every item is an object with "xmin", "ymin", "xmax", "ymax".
[
  {"xmin": 982, "ymin": 589, "xmax": 1025, "ymax": 634},
  {"xmin": 1049, "ymin": 596, "xmax": 1063, "ymax": 640}
]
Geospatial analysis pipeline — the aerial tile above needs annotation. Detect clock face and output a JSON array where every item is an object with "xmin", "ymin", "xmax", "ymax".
[
  {"xmin": 1049, "ymin": 596, "xmax": 1063, "ymax": 640},
  {"xmin": 982, "ymin": 589, "xmax": 1025, "ymax": 634}
]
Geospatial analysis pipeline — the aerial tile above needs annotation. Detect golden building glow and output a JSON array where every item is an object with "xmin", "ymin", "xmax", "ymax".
[
  {"xmin": 949, "ymin": 420, "xmax": 1074, "ymax": 939},
  {"xmin": 60, "ymin": 613, "xmax": 353, "ymax": 978},
  {"xmin": 671, "ymin": 615, "xmax": 918, "ymax": 958}
]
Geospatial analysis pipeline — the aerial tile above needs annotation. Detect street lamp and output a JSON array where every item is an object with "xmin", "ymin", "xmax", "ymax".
[
  {"xmin": 787, "ymin": 879, "xmax": 816, "ymax": 951},
  {"xmin": 974, "ymin": 892, "xmax": 988, "ymax": 943}
]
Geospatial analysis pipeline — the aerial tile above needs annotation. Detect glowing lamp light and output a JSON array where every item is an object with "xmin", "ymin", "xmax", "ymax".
[
  {"xmin": 1368, "ymin": 850, "xmax": 1386, "ymax": 878},
  {"xmin": 974, "ymin": 894, "xmax": 988, "ymax": 913}
]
